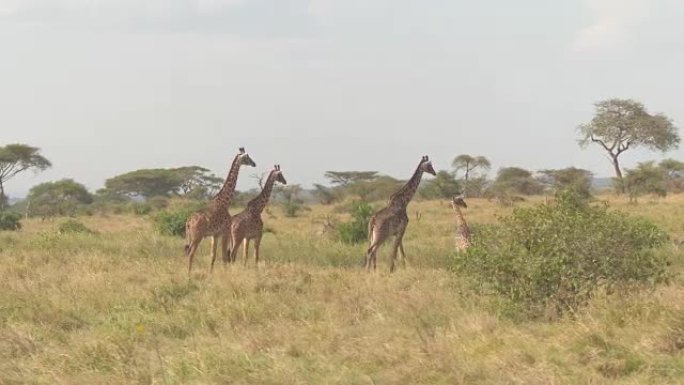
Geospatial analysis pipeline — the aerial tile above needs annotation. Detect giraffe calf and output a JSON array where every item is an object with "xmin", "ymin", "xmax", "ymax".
[
  {"xmin": 227, "ymin": 165, "xmax": 287, "ymax": 266},
  {"xmin": 451, "ymin": 195, "xmax": 472, "ymax": 250}
]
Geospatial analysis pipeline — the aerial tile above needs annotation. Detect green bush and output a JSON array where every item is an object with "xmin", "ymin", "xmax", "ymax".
[
  {"xmin": 0, "ymin": 211, "xmax": 22, "ymax": 231},
  {"xmin": 337, "ymin": 201, "xmax": 374, "ymax": 244},
  {"xmin": 147, "ymin": 196, "xmax": 169, "ymax": 210},
  {"xmin": 58, "ymin": 219, "xmax": 95, "ymax": 234},
  {"xmin": 282, "ymin": 200, "xmax": 306, "ymax": 218},
  {"xmin": 154, "ymin": 209, "xmax": 194, "ymax": 237},
  {"xmin": 130, "ymin": 202, "xmax": 153, "ymax": 216},
  {"xmin": 451, "ymin": 191, "xmax": 669, "ymax": 318}
]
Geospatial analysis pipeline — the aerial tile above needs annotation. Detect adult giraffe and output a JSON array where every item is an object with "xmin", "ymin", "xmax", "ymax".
[
  {"xmin": 184, "ymin": 147, "xmax": 256, "ymax": 275},
  {"xmin": 365, "ymin": 155, "xmax": 436, "ymax": 272}
]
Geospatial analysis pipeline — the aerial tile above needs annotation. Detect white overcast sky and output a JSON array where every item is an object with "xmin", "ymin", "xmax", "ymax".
[{"xmin": 2, "ymin": 0, "xmax": 683, "ymax": 196}]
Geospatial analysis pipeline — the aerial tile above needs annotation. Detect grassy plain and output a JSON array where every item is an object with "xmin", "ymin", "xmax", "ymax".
[{"xmin": 1, "ymin": 195, "xmax": 684, "ymax": 384}]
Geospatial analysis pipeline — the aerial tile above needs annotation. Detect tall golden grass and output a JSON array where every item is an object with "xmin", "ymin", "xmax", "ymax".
[{"xmin": 1, "ymin": 194, "xmax": 683, "ymax": 384}]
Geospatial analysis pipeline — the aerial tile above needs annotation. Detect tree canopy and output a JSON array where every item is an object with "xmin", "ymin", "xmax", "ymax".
[
  {"xmin": 578, "ymin": 99, "xmax": 679, "ymax": 192},
  {"xmin": 324, "ymin": 171, "xmax": 378, "ymax": 187},
  {"xmin": 538, "ymin": 167, "xmax": 593, "ymax": 199},
  {"xmin": 452, "ymin": 154, "xmax": 491, "ymax": 197},
  {"xmin": 623, "ymin": 161, "xmax": 668, "ymax": 202},
  {"xmin": 0, "ymin": 144, "xmax": 51, "ymax": 208},
  {"xmin": 419, "ymin": 170, "xmax": 462, "ymax": 200},
  {"xmin": 27, "ymin": 179, "xmax": 93, "ymax": 217},
  {"xmin": 659, "ymin": 159, "xmax": 684, "ymax": 192},
  {"xmin": 103, "ymin": 167, "xmax": 222, "ymax": 199},
  {"xmin": 492, "ymin": 167, "xmax": 544, "ymax": 196}
]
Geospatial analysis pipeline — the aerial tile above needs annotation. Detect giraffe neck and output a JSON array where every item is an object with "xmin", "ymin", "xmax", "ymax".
[
  {"xmin": 247, "ymin": 171, "xmax": 277, "ymax": 214},
  {"xmin": 389, "ymin": 164, "xmax": 423, "ymax": 209},
  {"xmin": 213, "ymin": 154, "xmax": 242, "ymax": 208},
  {"xmin": 453, "ymin": 206, "xmax": 468, "ymax": 228}
]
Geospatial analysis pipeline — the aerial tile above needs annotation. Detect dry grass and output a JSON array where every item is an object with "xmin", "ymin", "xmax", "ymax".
[{"xmin": 1, "ymin": 195, "xmax": 684, "ymax": 384}]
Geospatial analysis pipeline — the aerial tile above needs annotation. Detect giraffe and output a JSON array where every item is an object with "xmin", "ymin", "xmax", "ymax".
[
  {"xmin": 365, "ymin": 155, "xmax": 436, "ymax": 272},
  {"xmin": 184, "ymin": 147, "xmax": 256, "ymax": 275},
  {"xmin": 451, "ymin": 195, "xmax": 472, "ymax": 250},
  {"xmin": 227, "ymin": 165, "xmax": 287, "ymax": 266}
]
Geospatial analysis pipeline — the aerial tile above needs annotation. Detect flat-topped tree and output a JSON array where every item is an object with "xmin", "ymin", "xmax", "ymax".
[
  {"xmin": 0, "ymin": 144, "xmax": 51, "ymax": 209},
  {"xmin": 451, "ymin": 154, "xmax": 490, "ymax": 197},
  {"xmin": 578, "ymin": 99, "xmax": 679, "ymax": 193},
  {"xmin": 324, "ymin": 171, "xmax": 378, "ymax": 187}
]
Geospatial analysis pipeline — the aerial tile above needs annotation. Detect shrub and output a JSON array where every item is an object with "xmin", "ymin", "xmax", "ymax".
[
  {"xmin": 281, "ymin": 201, "xmax": 302, "ymax": 218},
  {"xmin": 154, "ymin": 209, "xmax": 194, "ymax": 237},
  {"xmin": 0, "ymin": 211, "xmax": 22, "ymax": 231},
  {"xmin": 147, "ymin": 196, "xmax": 169, "ymax": 210},
  {"xmin": 58, "ymin": 219, "xmax": 95, "ymax": 234},
  {"xmin": 337, "ymin": 201, "xmax": 374, "ymax": 244},
  {"xmin": 130, "ymin": 202, "xmax": 153, "ymax": 216},
  {"xmin": 451, "ymin": 191, "xmax": 669, "ymax": 318}
]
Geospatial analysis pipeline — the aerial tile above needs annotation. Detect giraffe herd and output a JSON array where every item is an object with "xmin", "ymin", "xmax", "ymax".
[{"xmin": 184, "ymin": 147, "xmax": 472, "ymax": 275}]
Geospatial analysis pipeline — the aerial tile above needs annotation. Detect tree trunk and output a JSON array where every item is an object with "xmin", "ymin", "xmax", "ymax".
[
  {"xmin": 612, "ymin": 155, "xmax": 625, "ymax": 194},
  {"xmin": 464, "ymin": 169, "xmax": 469, "ymax": 198},
  {"xmin": 0, "ymin": 180, "xmax": 6, "ymax": 210}
]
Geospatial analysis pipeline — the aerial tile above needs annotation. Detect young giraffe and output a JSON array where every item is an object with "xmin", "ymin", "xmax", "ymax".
[
  {"xmin": 184, "ymin": 147, "xmax": 256, "ymax": 275},
  {"xmin": 451, "ymin": 195, "xmax": 472, "ymax": 250},
  {"xmin": 365, "ymin": 155, "xmax": 436, "ymax": 272},
  {"xmin": 227, "ymin": 165, "xmax": 287, "ymax": 266}
]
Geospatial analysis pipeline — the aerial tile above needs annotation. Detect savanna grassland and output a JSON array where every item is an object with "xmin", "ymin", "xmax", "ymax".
[{"xmin": 2, "ymin": 196, "xmax": 684, "ymax": 384}]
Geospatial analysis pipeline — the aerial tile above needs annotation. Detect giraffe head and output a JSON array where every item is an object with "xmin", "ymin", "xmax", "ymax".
[
  {"xmin": 272, "ymin": 164, "xmax": 287, "ymax": 185},
  {"xmin": 419, "ymin": 155, "xmax": 436, "ymax": 176},
  {"xmin": 237, "ymin": 147, "xmax": 257, "ymax": 167},
  {"xmin": 452, "ymin": 195, "xmax": 467, "ymax": 209}
]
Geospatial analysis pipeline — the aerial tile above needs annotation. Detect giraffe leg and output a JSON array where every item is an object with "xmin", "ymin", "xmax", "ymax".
[
  {"xmin": 186, "ymin": 239, "xmax": 202, "ymax": 276},
  {"xmin": 220, "ymin": 232, "xmax": 231, "ymax": 264},
  {"xmin": 365, "ymin": 227, "xmax": 389, "ymax": 272},
  {"xmin": 243, "ymin": 239, "xmax": 250, "ymax": 266},
  {"xmin": 228, "ymin": 234, "xmax": 243, "ymax": 264},
  {"xmin": 254, "ymin": 233, "xmax": 262, "ymax": 267},
  {"xmin": 390, "ymin": 229, "xmax": 406, "ymax": 273},
  {"xmin": 399, "ymin": 241, "xmax": 408, "ymax": 268},
  {"xmin": 365, "ymin": 241, "xmax": 378, "ymax": 271},
  {"xmin": 209, "ymin": 235, "xmax": 219, "ymax": 272}
]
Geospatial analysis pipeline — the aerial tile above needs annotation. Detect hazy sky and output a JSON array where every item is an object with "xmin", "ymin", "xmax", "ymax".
[{"xmin": 2, "ymin": 0, "xmax": 684, "ymax": 197}]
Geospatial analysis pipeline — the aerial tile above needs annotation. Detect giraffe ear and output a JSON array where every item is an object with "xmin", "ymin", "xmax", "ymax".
[{"xmin": 239, "ymin": 147, "xmax": 245, "ymax": 154}]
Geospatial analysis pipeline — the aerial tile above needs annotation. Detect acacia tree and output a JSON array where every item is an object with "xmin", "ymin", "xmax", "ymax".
[
  {"xmin": 419, "ymin": 170, "xmax": 462, "ymax": 199},
  {"xmin": 578, "ymin": 99, "xmax": 679, "ymax": 193},
  {"xmin": 324, "ymin": 171, "xmax": 378, "ymax": 187},
  {"xmin": 27, "ymin": 179, "xmax": 93, "ymax": 217},
  {"xmin": 174, "ymin": 166, "xmax": 222, "ymax": 197},
  {"xmin": 492, "ymin": 167, "xmax": 544, "ymax": 196},
  {"xmin": 452, "ymin": 154, "xmax": 490, "ymax": 197},
  {"xmin": 538, "ymin": 167, "xmax": 594, "ymax": 199},
  {"xmin": 103, "ymin": 166, "xmax": 221, "ymax": 199},
  {"xmin": 0, "ymin": 144, "xmax": 51, "ymax": 208},
  {"xmin": 623, "ymin": 162, "xmax": 667, "ymax": 202},
  {"xmin": 659, "ymin": 159, "xmax": 684, "ymax": 192}
]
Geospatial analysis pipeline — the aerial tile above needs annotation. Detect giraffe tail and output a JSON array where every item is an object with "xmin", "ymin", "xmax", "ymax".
[{"xmin": 366, "ymin": 217, "xmax": 376, "ymax": 252}]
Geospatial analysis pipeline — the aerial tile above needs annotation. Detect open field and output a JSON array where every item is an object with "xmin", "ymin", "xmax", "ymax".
[{"xmin": 2, "ymin": 195, "xmax": 684, "ymax": 384}]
